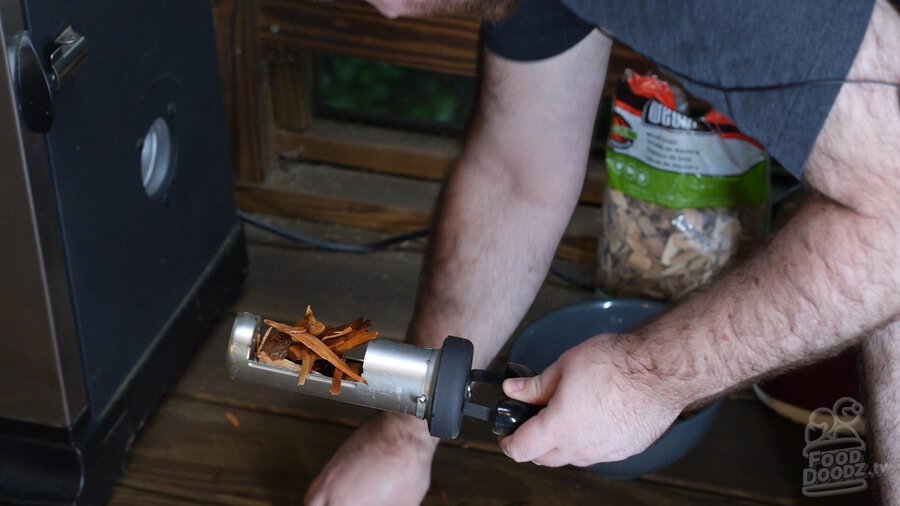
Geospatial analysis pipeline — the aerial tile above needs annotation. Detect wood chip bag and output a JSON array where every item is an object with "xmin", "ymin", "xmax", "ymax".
[{"xmin": 597, "ymin": 70, "xmax": 769, "ymax": 301}]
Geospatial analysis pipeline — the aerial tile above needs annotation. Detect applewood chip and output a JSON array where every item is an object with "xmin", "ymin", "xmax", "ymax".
[
  {"xmin": 298, "ymin": 348, "xmax": 314, "ymax": 385},
  {"xmin": 256, "ymin": 325, "xmax": 274, "ymax": 356},
  {"xmin": 259, "ymin": 331, "xmax": 291, "ymax": 361},
  {"xmin": 322, "ymin": 318, "xmax": 370, "ymax": 340},
  {"xmin": 330, "ymin": 370, "xmax": 343, "ymax": 396},
  {"xmin": 321, "ymin": 326, "xmax": 353, "ymax": 341},
  {"xmin": 257, "ymin": 350, "xmax": 301, "ymax": 372},
  {"xmin": 255, "ymin": 308, "xmax": 379, "ymax": 390},
  {"xmin": 286, "ymin": 344, "xmax": 306, "ymax": 362},
  {"xmin": 303, "ymin": 305, "xmax": 326, "ymax": 336},
  {"xmin": 330, "ymin": 331, "xmax": 379, "ymax": 354},
  {"xmin": 598, "ymin": 187, "xmax": 763, "ymax": 300},
  {"xmin": 260, "ymin": 309, "xmax": 377, "ymax": 387}
]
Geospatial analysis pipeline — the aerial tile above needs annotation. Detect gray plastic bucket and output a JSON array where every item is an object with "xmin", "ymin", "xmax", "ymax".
[{"xmin": 509, "ymin": 299, "xmax": 722, "ymax": 479}]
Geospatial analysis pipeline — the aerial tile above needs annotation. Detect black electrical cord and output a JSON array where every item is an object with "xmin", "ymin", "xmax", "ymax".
[
  {"xmin": 656, "ymin": 73, "xmax": 900, "ymax": 95},
  {"xmin": 548, "ymin": 265, "xmax": 597, "ymax": 291},
  {"xmin": 772, "ymin": 182, "xmax": 805, "ymax": 207},
  {"xmin": 237, "ymin": 211, "xmax": 430, "ymax": 253},
  {"xmin": 657, "ymin": 70, "xmax": 900, "ymax": 115},
  {"xmin": 238, "ymin": 211, "xmax": 598, "ymax": 290}
]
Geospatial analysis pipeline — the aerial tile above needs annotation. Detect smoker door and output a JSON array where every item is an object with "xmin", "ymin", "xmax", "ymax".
[
  {"xmin": 0, "ymin": 0, "xmax": 244, "ymax": 502},
  {"xmin": 0, "ymin": 0, "xmax": 86, "ymax": 432},
  {"xmin": 22, "ymin": 0, "xmax": 236, "ymax": 411}
]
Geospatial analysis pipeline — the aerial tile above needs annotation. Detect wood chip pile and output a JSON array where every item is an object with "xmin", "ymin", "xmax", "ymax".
[
  {"xmin": 256, "ymin": 306, "xmax": 378, "ymax": 395},
  {"xmin": 597, "ymin": 187, "xmax": 764, "ymax": 300}
]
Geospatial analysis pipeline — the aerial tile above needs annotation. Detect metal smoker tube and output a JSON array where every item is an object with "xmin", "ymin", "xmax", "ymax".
[{"xmin": 227, "ymin": 312, "xmax": 440, "ymax": 419}]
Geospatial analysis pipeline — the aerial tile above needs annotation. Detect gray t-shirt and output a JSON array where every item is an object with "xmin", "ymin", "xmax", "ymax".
[{"xmin": 484, "ymin": 0, "xmax": 875, "ymax": 179}]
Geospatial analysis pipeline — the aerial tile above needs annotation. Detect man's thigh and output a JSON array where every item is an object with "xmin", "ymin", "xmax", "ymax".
[{"xmin": 862, "ymin": 319, "xmax": 900, "ymax": 497}]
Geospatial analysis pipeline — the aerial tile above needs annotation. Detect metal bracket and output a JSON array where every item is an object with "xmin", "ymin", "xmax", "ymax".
[{"xmin": 50, "ymin": 25, "xmax": 87, "ymax": 89}]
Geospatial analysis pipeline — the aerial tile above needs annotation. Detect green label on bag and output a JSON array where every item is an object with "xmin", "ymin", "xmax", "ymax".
[{"xmin": 606, "ymin": 149, "xmax": 770, "ymax": 209}]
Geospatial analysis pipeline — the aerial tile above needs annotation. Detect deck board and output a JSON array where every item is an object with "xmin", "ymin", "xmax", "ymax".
[
  {"xmin": 112, "ymin": 238, "xmax": 876, "ymax": 505},
  {"xmin": 111, "ymin": 397, "xmax": 764, "ymax": 506}
]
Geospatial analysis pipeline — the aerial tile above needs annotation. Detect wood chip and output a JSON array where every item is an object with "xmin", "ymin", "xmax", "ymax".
[
  {"xmin": 255, "ymin": 307, "xmax": 376, "ymax": 389},
  {"xmin": 286, "ymin": 344, "xmax": 306, "ymax": 362},
  {"xmin": 598, "ymin": 187, "xmax": 763, "ymax": 300},
  {"xmin": 256, "ymin": 325, "xmax": 274, "ymax": 357},
  {"xmin": 304, "ymin": 305, "xmax": 326, "ymax": 336},
  {"xmin": 259, "ymin": 332, "xmax": 291, "ymax": 361},
  {"xmin": 329, "ymin": 331, "xmax": 379, "ymax": 354},
  {"xmin": 329, "ymin": 369, "xmax": 343, "ymax": 396},
  {"xmin": 257, "ymin": 350, "xmax": 302, "ymax": 372},
  {"xmin": 322, "ymin": 318, "xmax": 371, "ymax": 341},
  {"xmin": 266, "ymin": 320, "xmax": 366, "ymax": 383},
  {"xmin": 298, "ymin": 348, "xmax": 314, "ymax": 385},
  {"xmin": 321, "ymin": 325, "xmax": 353, "ymax": 341}
]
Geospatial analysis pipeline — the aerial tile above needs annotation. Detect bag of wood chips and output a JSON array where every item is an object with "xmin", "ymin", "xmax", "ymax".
[{"xmin": 598, "ymin": 70, "xmax": 769, "ymax": 301}]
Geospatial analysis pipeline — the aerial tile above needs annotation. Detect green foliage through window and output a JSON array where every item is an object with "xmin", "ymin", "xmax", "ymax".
[{"xmin": 316, "ymin": 55, "xmax": 476, "ymax": 133}]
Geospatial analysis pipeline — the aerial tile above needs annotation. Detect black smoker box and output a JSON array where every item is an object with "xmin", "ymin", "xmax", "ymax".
[{"xmin": 0, "ymin": 0, "xmax": 246, "ymax": 503}]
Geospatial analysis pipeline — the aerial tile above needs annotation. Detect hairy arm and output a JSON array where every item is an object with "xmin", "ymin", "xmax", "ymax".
[
  {"xmin": 409, "ymin": 31, "xmax": 612, "ymax": 368},
  {"xmin": 627, "ymin": 0, "xmax": 900, "ymax": 407},
  {"xmin": 305, "ymin": 31, "xmax": 612, "ymax": 506},
  {"xmin": 501, "ymin": 0, "xmax": 900, "ymax": 468}
]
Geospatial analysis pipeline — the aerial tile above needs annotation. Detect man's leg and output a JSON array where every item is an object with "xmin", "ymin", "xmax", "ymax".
[{"xmin": 863, "ymin": 320, "xmax": 900, "ymax": 504}]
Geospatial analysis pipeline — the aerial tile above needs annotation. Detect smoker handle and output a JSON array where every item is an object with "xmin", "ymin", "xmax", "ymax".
[{"xmin": 493, "ymin": 399, "xmax": 543, "ymax": 436}]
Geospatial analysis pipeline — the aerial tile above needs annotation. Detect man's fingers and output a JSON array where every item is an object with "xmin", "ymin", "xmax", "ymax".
[
  {"xmin": 570, "ymin": 457, "xmax": 599, "ymax": 468},
  {"xmin": 502, "ymin": 366, "xmax": 560, "ymax": 406},
  {"xmin": 500, "ymin": 367, "xmax": 563, "ymax": 462},
  {"xmin": 531, "ymin": 448, "xmax": 570, "ymax": 468},
  {"xmin": 499, "ymin": 409, "xmax": 554, "ymax": 463}
]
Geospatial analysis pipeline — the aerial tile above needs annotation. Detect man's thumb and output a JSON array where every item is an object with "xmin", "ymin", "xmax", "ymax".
[{"xmin": 502, "ymin": 368, "xmax": 558, "ymax": 406}]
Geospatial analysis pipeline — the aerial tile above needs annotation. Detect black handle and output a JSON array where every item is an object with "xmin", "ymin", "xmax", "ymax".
[
  {"xmin": 491, "ymin": 363, "xmax": 544, "ymax": 436},
  {"xmin": 493, "ymin": 398, "xmax": 543, "ymax": 436},
  {"xmin": 14, "ymin": 33, "xmax": 55, "ymax": 133}
]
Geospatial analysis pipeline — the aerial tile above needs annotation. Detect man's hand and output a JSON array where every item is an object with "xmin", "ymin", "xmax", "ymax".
[
  {"xmin": 499, "ymin": 334, "xmax": 682, "ymax": 467},
  {"xmin": 304, "ymin": 413, "xmax": 438, "ymax": 506}
]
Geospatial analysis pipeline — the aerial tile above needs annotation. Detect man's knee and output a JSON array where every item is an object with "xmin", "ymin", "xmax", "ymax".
[{"xmin": 863, "ymin": 320, "xmax": 900, "ymax": 392}]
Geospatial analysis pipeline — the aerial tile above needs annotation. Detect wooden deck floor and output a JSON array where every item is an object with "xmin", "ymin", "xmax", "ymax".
[{"xmin": 108, "ymin": 229, "xmax": 877, "ymax": 505}]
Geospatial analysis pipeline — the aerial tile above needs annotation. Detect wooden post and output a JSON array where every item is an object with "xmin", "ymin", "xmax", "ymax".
[{"xmin": 213, "ymin": 0, "xmax": 265, "ymax": 183}]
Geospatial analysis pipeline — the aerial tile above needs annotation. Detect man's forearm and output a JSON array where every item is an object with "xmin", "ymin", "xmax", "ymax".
[
  {"xmin": 627, "ymin": 0, "xmax": 900, "ymax": 406},
  {"xmin": 406, "ymin": 148, "xmax": 581, "ymax": 367},
  {"xmin": 628, "ymin": 193, "xmax": 899, "ymax": 406},
  {"xmin": 405, "ymin": 33, "xmax": 610, "ymax": 367}
]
